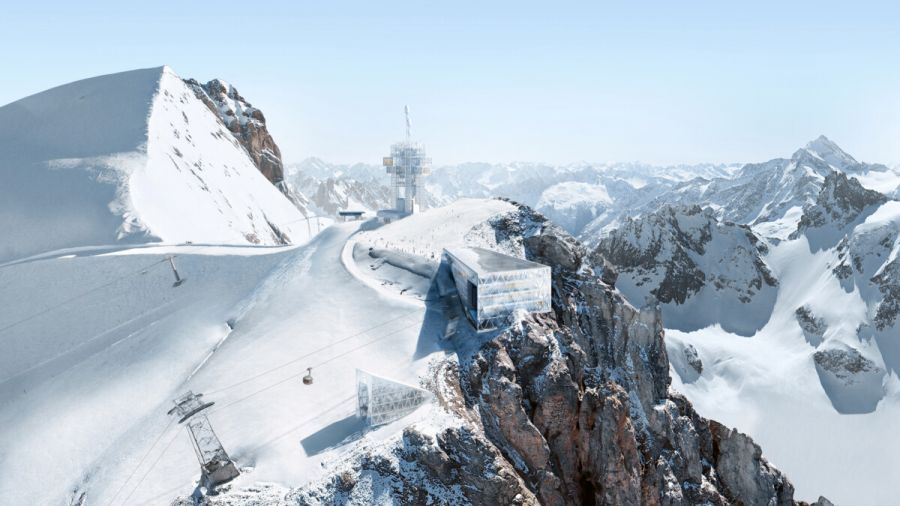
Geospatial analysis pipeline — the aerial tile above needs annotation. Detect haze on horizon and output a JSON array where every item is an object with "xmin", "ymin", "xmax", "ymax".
[{"xmin": 2, "ymin": 0, "xmax": 898, "ymax": 167}]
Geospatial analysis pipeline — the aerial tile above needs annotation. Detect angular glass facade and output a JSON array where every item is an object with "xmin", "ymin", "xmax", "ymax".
[
  {"xmin": 356, "ymin": 369, "xmax": 432, "ymax": 426},
  {"xmin": 444, "ymin": 247, "xmax": 551, "ymax": 331}
]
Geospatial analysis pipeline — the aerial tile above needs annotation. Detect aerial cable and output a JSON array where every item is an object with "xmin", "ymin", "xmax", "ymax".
[
  {"xmin": 119, "ymin": 428, "xmax": 182, "ymax": 505},
  {"xmin": 208, "ymin": 316, "xmax": 421, "ymax": 415},
  {"xmin": 105, "ymin": 418, "xmax": 177, "ymax": 506},
  {"xmin": 206, "ymin": 309, "xmax": 420, "ymax": 395},
  {"xmin": 0, "ymin": 257, "xmax": 170, "ymax": 337}
]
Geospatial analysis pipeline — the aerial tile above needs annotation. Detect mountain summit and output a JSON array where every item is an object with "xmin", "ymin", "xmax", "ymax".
[
  {"xmin": 801, "ymin": 135, "xmax": 858, "ymax": 170},
  {"xmin": 0, "ymin": 66, "xmax": 311, "ymax": 263}
]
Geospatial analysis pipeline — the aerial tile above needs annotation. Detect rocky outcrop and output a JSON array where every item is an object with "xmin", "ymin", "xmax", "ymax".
[
  {"xmin": 827, "ymin": 200, "xmax": 900, "ymax": 334},
  {"xmin": 594, "ymin": 204, "xmax": 778, "ymax": 335},
  {"xmin": 183, "ymin": 78, "xmax": 309, "ymax": 210},
  {"xmin": 224, "ymin": 201, "xmax": 825, "ymax": 505},
  {"xmin": 795, "ymin": 306, "xmax": 827, "ymax": 346},
  {"xmin": 291, "ymin": 425, "xmax": 538, "ymax": 506},
  {"xmin": 412, "ymin": 202, "xmax": 816, "ymax": 505},
  {"xmin": 873, "ymin": 258, "xmax": 900, "ymax": 330},
  {"xmin": 790, "ymin": 171, "xmax": 887, "ymax": 247},
  {"xmin": 813, "ymin": 346, "xmax": 885, "ymax": 414}
]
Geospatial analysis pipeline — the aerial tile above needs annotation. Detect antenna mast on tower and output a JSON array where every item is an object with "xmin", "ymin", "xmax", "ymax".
[
  {"xmin": 404, "ymin": 105, "xmax": 411, "ymax": 142},
  {"xmin": 381, "ymin": 106, "xmax": 431, "ymax": 218}
]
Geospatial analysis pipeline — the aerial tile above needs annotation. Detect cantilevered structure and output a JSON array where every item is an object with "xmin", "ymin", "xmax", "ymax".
[
  {"xmin": 356, "ymin": 369, "xmax": 431, "ymax": 426},
  {"xmin": 443, "ymin": 247, "xmax": 551, "ymax": 331}
]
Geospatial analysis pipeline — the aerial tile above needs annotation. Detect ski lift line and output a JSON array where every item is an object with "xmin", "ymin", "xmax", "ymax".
[
  {"xmin": 0, "ymin": 257, "xmax": 170, "ymax": 337},
  {"xmin": 245, "ymin": 394, "xmax": 357, "ymax": 454},
  {"xmin": 129, "ymin": 397, "xmax": 356, "ymax": 506},
  {"xmin": 132, "ymin": 479, "xmax": 196, "ymax": 506},
  {"xmin": 119, "ymin": 426, "xmax": 183, "ymax": 506},
  {"xmin": 205, "ymin": 309, "xmax": 421, "ymax": 396},
  {"xmin": 0, "ymin": 291, "xmax": 199, "ymax": 388},
  {"xmin": 208, "ymin": 316, "xmax": 422, "ymax": 416},
  {"xmin": 105, "ymin": 418, "xmax": 177, "ymax": 506}
]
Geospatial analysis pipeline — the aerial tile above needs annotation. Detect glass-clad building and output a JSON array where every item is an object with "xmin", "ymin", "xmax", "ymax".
[
  {"xmin": 443, "ymin": 247, "xmax": 551, "ymax": 331},
  {"xmin": 356, "ymin": 369, "xmax": 432, "ymax": 426}
]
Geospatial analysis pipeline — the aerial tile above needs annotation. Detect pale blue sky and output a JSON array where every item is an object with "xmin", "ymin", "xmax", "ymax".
[{"xmin": 3, "ymin": 1, "xmax": 899, "ymax": 166}]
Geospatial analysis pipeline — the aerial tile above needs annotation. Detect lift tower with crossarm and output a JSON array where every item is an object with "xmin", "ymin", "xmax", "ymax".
[{"xmin": 168, "ymin": 391, "xmax": 240, "ymax": 490}]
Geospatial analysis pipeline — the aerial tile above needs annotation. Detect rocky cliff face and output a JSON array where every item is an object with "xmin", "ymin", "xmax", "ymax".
[
  {"xmin": 184, "ymin": 78, "xmax": 308, "ymax": 209},
  {"xmin": 279, "ymin": 202, "xmax": 827, "ymax": 506},
  {"xmin": 826, "ymin": 197, "xmax": 899, "ymax": 335},
  {"xmin": 593, "ymin": 204, "xmax": 777, "ymax": 336},
  {"xmin": 790, "ymin": 171, "xmax": 887, "ymax": 248}
]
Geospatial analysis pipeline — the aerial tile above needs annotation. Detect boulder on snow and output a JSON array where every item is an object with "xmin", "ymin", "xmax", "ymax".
[
  {"xmin": 813, "ymin": 346, "xmax": 885, "ymax": 414},
  {"xmin": 795, "ymin": 306, "xmax": 827, "ymax": 346}
]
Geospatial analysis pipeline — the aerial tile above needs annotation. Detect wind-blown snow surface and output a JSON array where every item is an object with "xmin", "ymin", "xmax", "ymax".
[
  {"xmin": 0, "ymin": 66, "xmax": 311, "ymax": 263},
  {"xmin": 0, "ymin": 221, "xmax": 447, "ymax": 505}
]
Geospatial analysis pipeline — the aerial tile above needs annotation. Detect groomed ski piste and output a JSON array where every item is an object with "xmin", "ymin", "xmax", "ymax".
[{"xmin": 0, "ymin": 198, "xmax": 518, "ymax": 505}]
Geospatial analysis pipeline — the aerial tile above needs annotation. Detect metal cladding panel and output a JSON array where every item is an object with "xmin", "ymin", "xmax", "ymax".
[
  {"xmin": 444, "ymin": 247, "xmax": 552, "ymax": 331},
  {"xmin": 356, "ymin": 369, "xmax": 431, "ymax": 426},
  {"xmin": 477, "ymin": 266, "xmax": 552, "ymax": 322}
]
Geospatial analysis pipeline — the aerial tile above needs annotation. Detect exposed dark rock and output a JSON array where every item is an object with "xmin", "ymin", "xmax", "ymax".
[
  {"xmin": 684, "ymin": 344, "xmax": 703, "ymax": 375},
  {"xmin": 263, "ymin": 201, "xmax": 823, "ymax": 505},
  {"xmin": 596, "ymin": 205, "xmax": 776, "ymax": 307},
  {"xmin": 184, "ymin": 78, "xmax": 308, "ymax": 209},
  {"xmin": 790, "ymin": 171, "xmax": 887, "ymax": 241},
  {"xmin": 437, "ymin": 201, "xmax": 814, "ymax": 505},
  {"xmin": 813, "ymin": 346, "xmax": 885, "ymax": 414},
  {"xmin": 814, "ymin": 348, "xmax": 881, "ymax": 379},
  {"xmin": 795, "ymin": 306, "xmax": 827, "ymax": 345},
  {"xmin": 873, "ymin": 257, "xmax": 900, "ymax": 330}
]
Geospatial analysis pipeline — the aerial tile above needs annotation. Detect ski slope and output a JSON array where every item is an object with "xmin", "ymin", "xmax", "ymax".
[
  {"xmin": 0, "ymin": 220, "xmax": 452, "ymax": 505},
  {"xmin": 0, "ymin": 66, "xmax": 312, "ymax": 264}
]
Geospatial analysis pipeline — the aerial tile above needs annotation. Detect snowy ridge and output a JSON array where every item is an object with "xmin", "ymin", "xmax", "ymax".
[
  {"xmin": 580, "ymin": 137, "xmax": 900, "ymax": 504},
  {"xmin": 0, "ymin": 66, "xmax": 312, "ymax": 263},
  {"xmin": 596, "ymin": 204, "xmax": 778, "ymax": 336}
]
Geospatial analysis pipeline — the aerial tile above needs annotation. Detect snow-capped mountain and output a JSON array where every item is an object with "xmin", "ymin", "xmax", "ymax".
[
  {"xmin": 579, "ymin": 136, "xmax": 899, "ymax": 245},
  {"xmin": 595, "ymin": 205, "xmax": 778, "ymax": 336},
  {"xmin": 0, "ymin": 66, "xmax": 314, "ymax": 263},
  {"xmin": 184, "ymin": 77, "xmax": 309, "ymax": 210},
  {"xmin": 790, "ymin": 171, "xmax": 888, "ymax": 250},
  {"xmin": 288, "ymin": 157, "xmax": 741, "ymax": 237},
  {"xmin": 285, "ymin": 159, "xmax": 445, "ymax": 216},
  {"xmin": 295, "ymin": 173, "xmax": 394, "ymax": 215},
  {"xmin": 584, "ymin": 139, "xmax": 900, "ymax": 504},
  {"xmin": 2, "ymin": 62, "xmax": 892, "ymax": 505},
  {"xmin": 535, "ymin": 181, "xmax": 614, "ymax": 232}
]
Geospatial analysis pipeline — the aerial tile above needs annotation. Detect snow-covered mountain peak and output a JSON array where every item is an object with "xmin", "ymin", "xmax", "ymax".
[
  {"xmin": 595, "ymin": 204, "xmax": 777, "ymax": 335},
  {"xmin": 0, "ymin": 66, "xmax": 312, "ymax": 262},
  {"xmin": 790, "ymin": 170, "xmax": 889, "ymax": 250},
  {"xmin": 800, "ymin": 135, "xmax": 858, "ymax": 170}
]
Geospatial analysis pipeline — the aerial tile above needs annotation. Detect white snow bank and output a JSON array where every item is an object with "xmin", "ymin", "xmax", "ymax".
[
  {"xmin": 0, "ymin": 222, "xmax": 444, "ymax": 505},
  {"xmin": 347, "ymin": 199, "xmax": 518, "ymax": 303},
  {"xmin": 355, "ymin": 198, "xmax": 517, "ymax": 263},
  {"xmin": 0, "ymin": 66, "xmax": 311, "ymax": 263}
]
